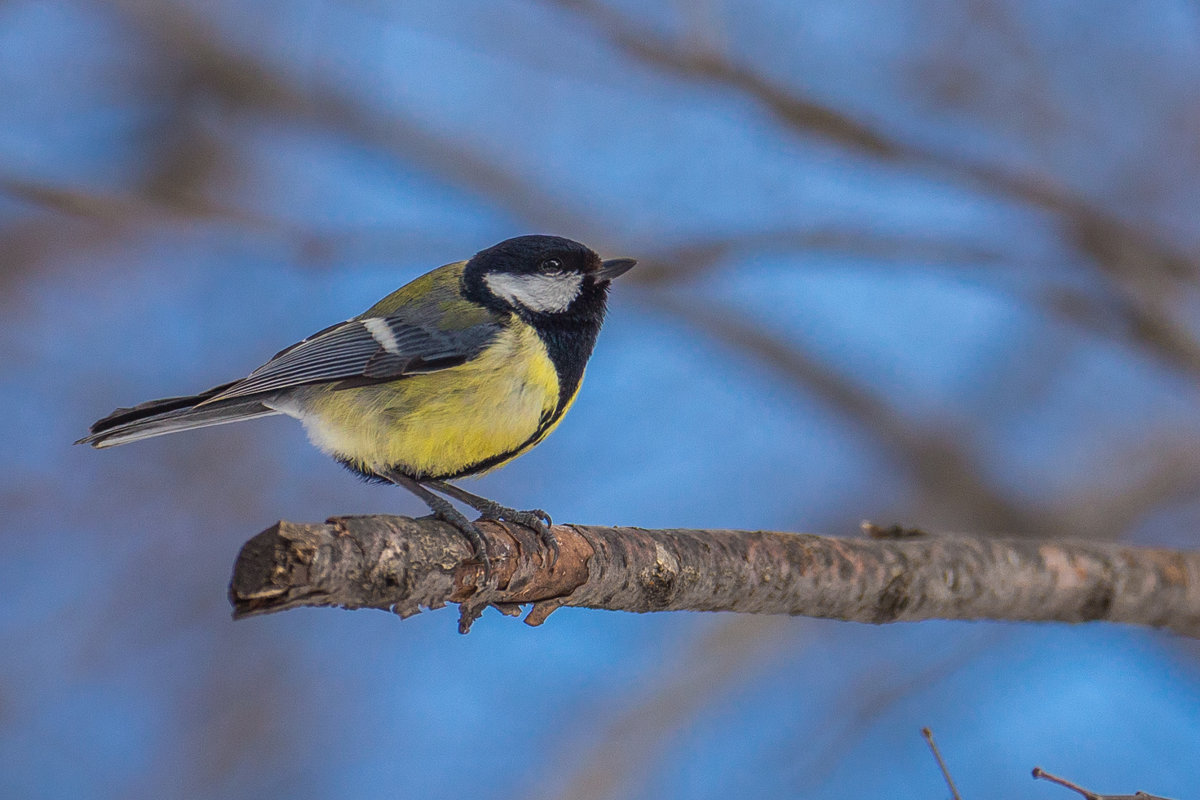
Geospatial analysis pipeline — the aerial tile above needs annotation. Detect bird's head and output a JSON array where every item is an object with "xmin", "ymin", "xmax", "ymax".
[{"xmin": 464, "ymin": 235, "xmax": 636, "ymax": 318}]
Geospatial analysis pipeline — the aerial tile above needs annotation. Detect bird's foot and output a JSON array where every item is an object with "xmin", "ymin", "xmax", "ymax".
[
  {"xmin": 475, "ymin": 504, "xmax": 558, "ymax": 567},
  {"xmin": 420, "ymin": 480, "xmax": 559, "ymax": 568},
  {"xmin": 484, "ymin": 503, "xmax": 559, "ymax": 566},
  {"xmin": 477, "ymin": 502, "xmax": 552, "ymax": 528}
]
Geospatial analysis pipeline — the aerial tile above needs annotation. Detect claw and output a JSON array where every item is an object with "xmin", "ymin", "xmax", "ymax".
[
  {"xmin": 508, "ymin": 510, "xmax": 560, "ymax": 568},
  {"xmin": 537, "ymin": 524, "xmax": 560, "ymax": 569},
  {"xmin": 471, "ymin": 508, "xmax": 559, "ymax": 568}
]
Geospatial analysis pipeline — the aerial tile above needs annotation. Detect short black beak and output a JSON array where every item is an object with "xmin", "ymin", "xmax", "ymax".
[{"xmin": 596, "ymin": 258, "xmax": 637, "ymax": 282}]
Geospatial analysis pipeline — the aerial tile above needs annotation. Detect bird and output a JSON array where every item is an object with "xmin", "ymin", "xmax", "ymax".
[{"xmin": 78, "ymin": 234, "xmax": 636, "ymax": 573}]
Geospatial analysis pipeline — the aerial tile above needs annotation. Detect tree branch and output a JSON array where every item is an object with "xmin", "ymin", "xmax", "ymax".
[{"xmin": 229, "ymin": 516, "xmax": 1200, "ymax": 635}]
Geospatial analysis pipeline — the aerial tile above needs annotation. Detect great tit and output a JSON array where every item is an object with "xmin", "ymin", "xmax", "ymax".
[{"xmin": 79, "ymin": 235, "xmax": 636, "ymax": 569}]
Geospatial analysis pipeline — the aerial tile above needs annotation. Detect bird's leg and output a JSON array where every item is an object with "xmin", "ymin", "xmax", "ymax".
[
  {"xmin": 425, "ymin": 480, "xmax": 553, "ymax": 528},
  {"xmin": 377, "ymin": 468, "xmax": 492, "ymax": 582},
  {"xmin": 426, "ymin": 480, "xmax": 559, "ymax": 566}
]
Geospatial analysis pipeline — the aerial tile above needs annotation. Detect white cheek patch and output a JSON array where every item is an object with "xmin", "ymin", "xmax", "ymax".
[{"xmin": 485, "ymin": 272, "xmax": 583, "ymax": 313}]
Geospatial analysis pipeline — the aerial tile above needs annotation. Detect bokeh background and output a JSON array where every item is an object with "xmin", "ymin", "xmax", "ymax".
[{"xmin": 4, "ymin": 1, "xmax": 1200, "ymax": 797}]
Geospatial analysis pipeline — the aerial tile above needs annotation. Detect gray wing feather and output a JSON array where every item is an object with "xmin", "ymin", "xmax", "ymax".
[{"xmin": 204, "ymin": 317, "xmax": 499, "ymax": 402}]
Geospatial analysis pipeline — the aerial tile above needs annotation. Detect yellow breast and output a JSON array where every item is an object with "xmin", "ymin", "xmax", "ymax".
[{"xmin": 299, "ymin": 322, "xmax": 564, "ymax": 480}]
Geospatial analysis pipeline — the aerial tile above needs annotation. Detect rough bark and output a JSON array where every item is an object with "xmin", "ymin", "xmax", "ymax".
[{"xmin": 229, "ymin": 516, "xmax": 1200, "ymax": 635}]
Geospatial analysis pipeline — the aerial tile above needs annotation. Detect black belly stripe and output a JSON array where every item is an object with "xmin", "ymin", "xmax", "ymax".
[{"xmin": 533, "ymin": 315, "xmax": 601, "ymax": 415}]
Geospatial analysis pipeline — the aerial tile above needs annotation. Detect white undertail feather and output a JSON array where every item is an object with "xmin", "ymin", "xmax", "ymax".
[{"xmin": 85, "ymin": 404, "xmax": 280, "ymax": 448}]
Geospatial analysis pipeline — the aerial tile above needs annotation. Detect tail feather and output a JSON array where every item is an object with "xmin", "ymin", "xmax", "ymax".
[{"xmin": 77, "ymin": 380, "xmax": 281, "ymax": 448}]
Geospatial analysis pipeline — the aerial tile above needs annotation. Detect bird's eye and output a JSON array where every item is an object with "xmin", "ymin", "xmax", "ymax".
[{"xmin": 540, "ymin": 258, "xmax": 562, "ymax": 272}]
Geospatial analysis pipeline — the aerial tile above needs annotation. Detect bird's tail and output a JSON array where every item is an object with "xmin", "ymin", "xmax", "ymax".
[{"xmin": 76, "ymin": 380, "xmax": 280, "ymax": 448}]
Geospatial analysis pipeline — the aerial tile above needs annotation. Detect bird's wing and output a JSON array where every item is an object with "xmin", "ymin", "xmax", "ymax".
[{"xmin": 201, "ymin": 314, "xmax": 501, "ymax": 403}]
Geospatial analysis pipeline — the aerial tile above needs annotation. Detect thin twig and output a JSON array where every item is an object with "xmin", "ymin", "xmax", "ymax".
[
  {"xmin": 1031, "ymin": 766, "xmax": 1175, "ymax": 800},
  {"xmin": 921, "ymin": 727, "xmax": 963, "ymax": 800}
]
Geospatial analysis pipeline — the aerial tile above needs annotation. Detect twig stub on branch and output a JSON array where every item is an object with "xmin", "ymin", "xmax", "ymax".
[{"xmin": 229, "ymin": 515, "xmax": 1200, "ymax": 635}]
